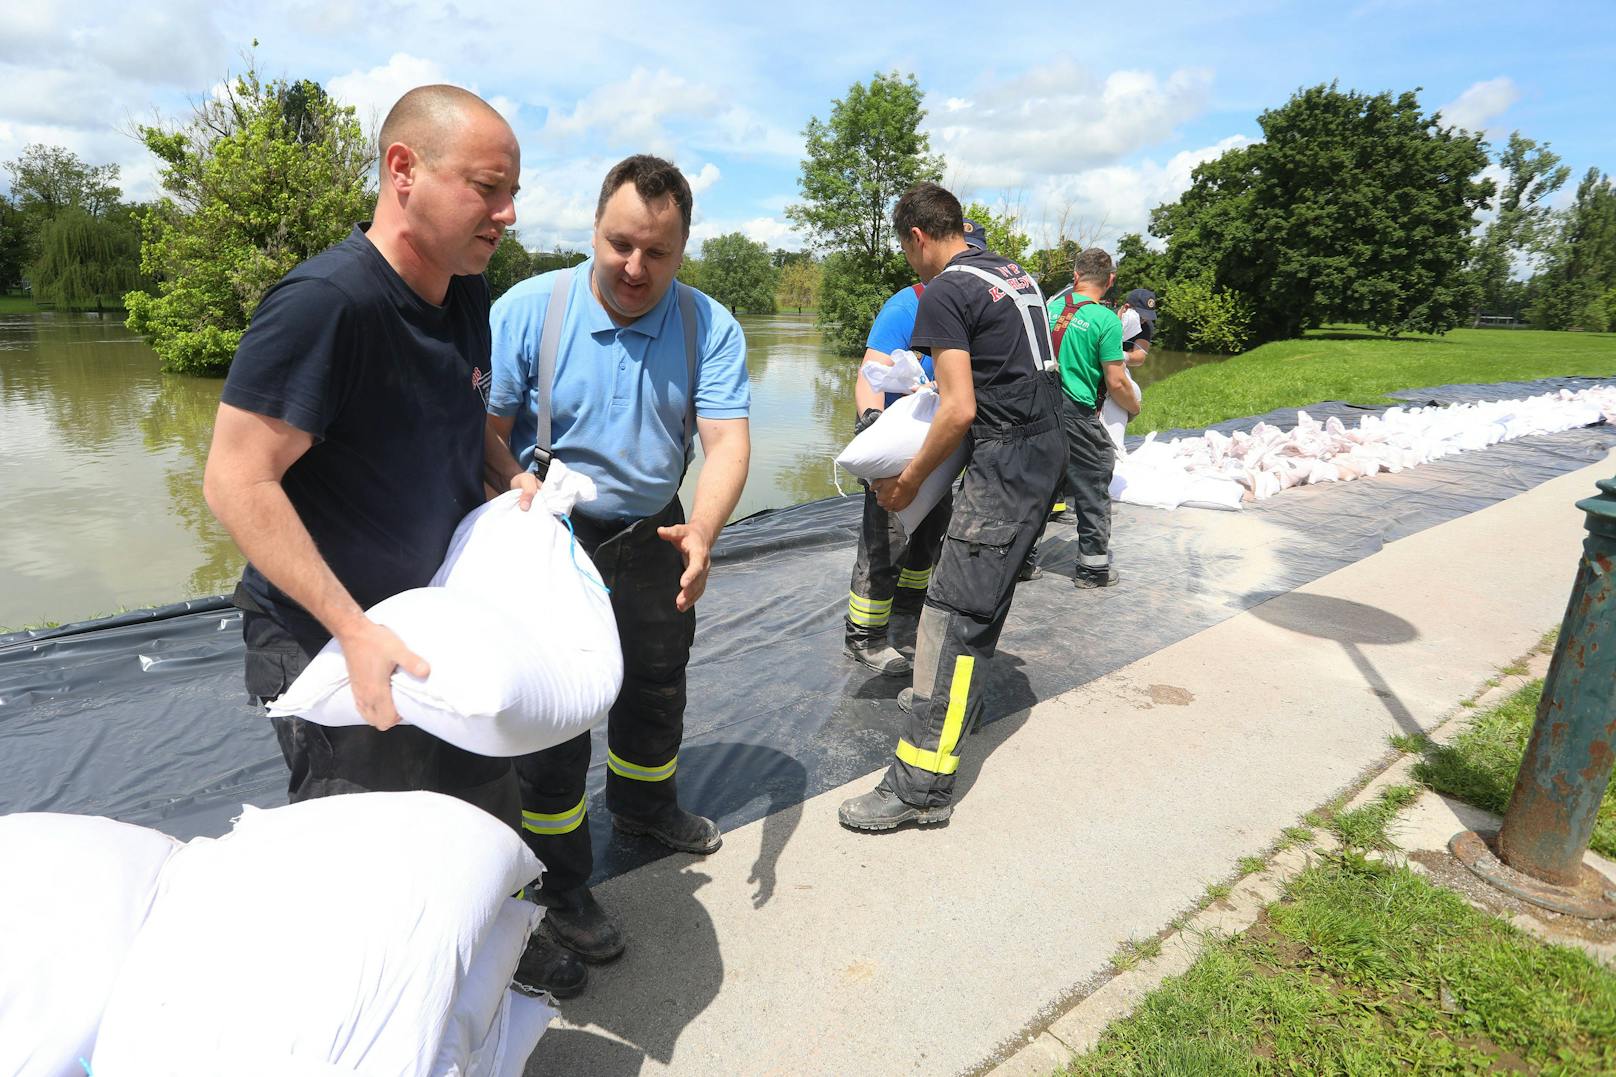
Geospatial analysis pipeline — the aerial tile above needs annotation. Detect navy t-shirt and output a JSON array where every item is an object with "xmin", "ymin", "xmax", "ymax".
[
  {"xmin": 909, "ymin": 248, "xmax": 1051, "ymax": 389},
  {"xmin": 221, "ymin": 225, "xmax": 490, "ymax": 652}
]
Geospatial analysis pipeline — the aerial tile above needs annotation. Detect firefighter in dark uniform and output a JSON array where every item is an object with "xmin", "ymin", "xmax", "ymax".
[
  {"xmin": 843, "ymin": 219, "xmax": 985, "ymax": 675},
  {"xmin": 839, "ymin": 183, "xmax": 1064, "ymax": 831}
]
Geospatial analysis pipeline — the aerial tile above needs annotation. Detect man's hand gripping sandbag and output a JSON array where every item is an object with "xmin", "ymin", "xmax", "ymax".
[{"xmin": 267, "ymin": 460, "xmax": 622, "ymax": 756}]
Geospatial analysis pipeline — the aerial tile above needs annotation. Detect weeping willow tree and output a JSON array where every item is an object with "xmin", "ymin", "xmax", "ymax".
[{"xmin": 31, "ymin": 209, "xmax": 143, "ymax": 311}]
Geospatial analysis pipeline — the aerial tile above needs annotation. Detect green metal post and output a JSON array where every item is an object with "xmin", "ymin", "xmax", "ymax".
[{"xmin": 1450, "ymin": 477, "xmax": 1616, "ymax": 918}]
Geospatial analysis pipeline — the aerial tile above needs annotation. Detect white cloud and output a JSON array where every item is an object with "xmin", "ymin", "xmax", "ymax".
[
  {"xmin": 327, "ymin": 53, "xmax": 453, "ymax": 133},
  {"xmin": 687, "ymin": 162, "xmax": 721, "ymax": 194},
  {"xmin": 1438, "ymin": 77, "xmax": 1518, "ymax": 134},
  {"xmin": 929, "ymin": 62, "xmax": 1215, "ymax": 187},
  {"xmin": 687, "ymin": 214, "xmax": 802, "ymax": 251}
]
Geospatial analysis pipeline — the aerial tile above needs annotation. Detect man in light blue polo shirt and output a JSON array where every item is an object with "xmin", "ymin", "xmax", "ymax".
[{"xmin": 487, "ymin": 155, "xmax": 750, "ymax": 983}]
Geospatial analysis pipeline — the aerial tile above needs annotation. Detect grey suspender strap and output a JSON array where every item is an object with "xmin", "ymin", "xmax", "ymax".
[
  {"xmin": 532, "ymin": 267, "xmax": 573, "ymax": 470},
  {"xmin": 941, "ymin": 263, "xmax": 1057, "ymax": 372},
  {"xmin": 532, "ymin": 267, "xmax": 701, "ymax": 471}
]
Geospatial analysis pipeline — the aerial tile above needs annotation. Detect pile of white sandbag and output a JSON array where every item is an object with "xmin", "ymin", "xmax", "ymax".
[
  {"xmin": 836, "ymin": 350, "xmax": 967, "ymax": 533},
  {"xmin": 268, "ymin": 459, "xmax": 621, "ymax": 756},
  {"xmin": 1112, "ymin": 386, "xmax": 1616, "ymax": 512},
  {"xmin": 0, "ymin": 792, "xmax": 554, "ymax": 1077}
]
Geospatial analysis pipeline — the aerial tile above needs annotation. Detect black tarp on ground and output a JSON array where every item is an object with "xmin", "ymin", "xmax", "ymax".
[{"xmin": 3, "ymin": 377, "xmax": 1612, "ymax": 890}]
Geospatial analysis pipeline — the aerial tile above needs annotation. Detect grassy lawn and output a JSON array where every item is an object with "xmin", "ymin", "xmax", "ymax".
[
  {"xmin": 1138, "ymin": 326, "xmax": 1616, "ymax": 433},
  {"xmin": 1065, "ymin": 852, "xmax": 1616, "ymax": 1076},
  {"xmin": 0, "ymin": 293, "xmax": 42, "ymax": 314},
  {"xmin": 1413, "ymin": 680, "xmax": 1616, "ymax": 861}
]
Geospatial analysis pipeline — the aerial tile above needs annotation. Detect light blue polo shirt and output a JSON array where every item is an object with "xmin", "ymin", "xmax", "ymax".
[
  {"xmin": 866, "ymin": 284, "xmax": 933, "ymax": 406},
  {"xmin": 489, "ymin": 258, "xmax": 750, "ymax": 521}
]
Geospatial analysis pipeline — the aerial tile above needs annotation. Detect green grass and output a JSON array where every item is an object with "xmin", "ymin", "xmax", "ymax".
[
  {"xmin": 0, "ymin": 293, "xmax": 41, "ymax": 314},
  {"xmin": 1111, "ymin": 935, "xmax": 1166, "ymax": 973},
  {"xmin": 1065, "ymin": 854, "xmax": 1616, "ymax": 1076},
  {"xmin": 1414, "ymin": 680, "xmax": 1616, "ymax": 860},
  {"xmin": 1138, "ymin": 325, "xmax": 1616, "ymax": 432},
  {"xmin": 1326, "ymin": 784, "xmax": 1421, "ymax": 851}
]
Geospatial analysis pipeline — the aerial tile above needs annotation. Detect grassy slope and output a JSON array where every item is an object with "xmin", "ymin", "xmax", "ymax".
[{"xmin": 1137, "ymin": 327, "xmax": 1616, "ymax": 433}]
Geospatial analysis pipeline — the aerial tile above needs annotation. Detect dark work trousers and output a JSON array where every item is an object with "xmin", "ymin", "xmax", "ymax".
[
  {"xmin": 1061, "ymin": 396, "xmax": 1117, "ymax": 571},
  {"xmin": 241, "ymin": 607, "xmax": 522, "ymax": 838},
  {"xmin": 845, "ymin": 487, "xmax": 952, "ymax": 646},
  {"xmin": 513, "ymin": 496, "xmax": 696, "ymax": 893},
  {"xmin": 884, "ymin": 374, "xmax": 1065, "ymax": 808}
]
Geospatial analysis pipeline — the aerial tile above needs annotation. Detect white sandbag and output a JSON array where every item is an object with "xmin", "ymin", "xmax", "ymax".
[
  {"xmin": 93, "ymin": 792, "xmax": 543, "ymax": 1077},
  {"xmin": 860, "ymin": 349, "xmax": 928, "ymax": 395},
  {"xmin": 835, "ymin": 387, "xmax": 943, "ymax": 479},
  {"xmin": 495, "ymin": 992, "xmax": 560, "ymax": 1077},
  {"xmin": 0, "ymin": 814, "xmax": 179, "ymax": 1077},
  {"xmin": 434, "ymin": 898, "xmax": 549, "ymax": 1077},
  {"xmin": 894, "ymin": 439, "xmax": 967, "ymax": 535},
  {"xmin": 268, "ymin": 461, "xmax": 621, "ymax": 757},
  {"xmin": 1099, "ymin": 370, "xmax": 1141, "ymax": 452}
]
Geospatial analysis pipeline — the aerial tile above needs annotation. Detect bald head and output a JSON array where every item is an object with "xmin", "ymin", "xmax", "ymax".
[{"xmin": 378, "ymin": 84, "xmax": 509, "ymax": 176}]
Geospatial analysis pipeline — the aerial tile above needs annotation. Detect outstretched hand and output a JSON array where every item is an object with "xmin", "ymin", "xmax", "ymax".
[
  {"xmin": 336, "ymin": 618, "xmax": 429, "ymax": 731},
  {"xmin": 656, "ymin": 522, "xmax": 713, "ymax": 612}
]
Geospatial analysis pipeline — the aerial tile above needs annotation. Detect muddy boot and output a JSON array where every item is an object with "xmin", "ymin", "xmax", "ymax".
[
  {"xmin": 535, "ymin": 885, "xmax": 625, "ymax": 963},
  {"xmin": 838, "ymin": 785, "xmax": 952, "ymax": 832},
  {"xmin": 612, "ymin": 802, "xmax": 722, "ymax": 855},
  {"xmin": 512, "ymin": 932, "xmax": 588, "ymax": 1000},
  {"xmin": 1073, "ymin": 564, "xmax": 1119, "ymax": 588},
  {"xmin": 845, "ymin": 636, "xmax": 912, "ymax": 677}
]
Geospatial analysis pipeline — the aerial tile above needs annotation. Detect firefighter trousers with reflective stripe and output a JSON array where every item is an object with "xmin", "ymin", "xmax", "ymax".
[
  {"xmin": 884, "ymin": 375, "xmax": 1065, "ymax": 808},
  {"xmin": 846, "ymin": 486, "xmax": 952, "ymax": 645},
  {"xmin": 513, "ymin": 496, "xmax": 696, "ymax": 892}
]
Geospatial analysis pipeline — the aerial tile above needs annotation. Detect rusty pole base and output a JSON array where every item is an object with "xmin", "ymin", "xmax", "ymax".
[{"xmin": 1449, "ymin": 830, "xmax": 1616, "ymax": 920}]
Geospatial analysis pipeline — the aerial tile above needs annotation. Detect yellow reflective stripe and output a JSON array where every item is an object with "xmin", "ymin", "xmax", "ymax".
[
  {"xmin": 895, "ymin": 737, "xmax": 961, "ymax": 774},
  {"xmin": 848, "ymin": 591, "xmax": 893, "ymax": 627},
  {"xmin": 847, "ymin": 592, "xmax": 893, "ymax": 611},
  {"xmin": 1052, "ymin": 502, "xmax": 1068, "ymax": 513},
  {"xmin": 897, "ymin": 568, "xmax": 931, "ymax": 589},
  {"xmin": 848, "ymin": 608, "xmax": 890, "ymax": 627},
  {"xmin": 607, "ymin": 749, "xmax": 677, "ymax": 782},
  {"xmin": 894, "ymin": 655, "xmax": 974, "ymax": 775},
  {"xmin": 522, "ymin": 795, "xmax": 587, "ymax": 836}
]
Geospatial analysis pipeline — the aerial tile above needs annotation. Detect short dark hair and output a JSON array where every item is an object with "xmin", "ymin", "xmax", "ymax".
[
  {"xmin": 892, "ymin": 182, "xmax": 964, "ymax": 244},
  {"xmin": 1073, "ymin": 247, "xmax": 1114, "ymax": 285},
  {"xmin": 596, "ymin": 155, "xmax": 693, "ymax": 235}
]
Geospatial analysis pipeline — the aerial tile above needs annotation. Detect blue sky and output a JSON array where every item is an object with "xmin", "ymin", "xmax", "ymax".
[{"xmin": 2, "ymin": 0, "xmax": 1612, "ymax": 256}]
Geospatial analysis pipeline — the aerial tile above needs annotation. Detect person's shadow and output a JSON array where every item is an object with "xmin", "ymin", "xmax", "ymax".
[{"xmin": 527, "ymin": 741, "xmax": 806, "ymax": 1074}]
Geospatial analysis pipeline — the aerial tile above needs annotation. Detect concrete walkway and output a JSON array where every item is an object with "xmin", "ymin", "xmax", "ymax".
[{"xmin": 527, "ymin": 451, "xmax": 1613, "ymax": 1076}]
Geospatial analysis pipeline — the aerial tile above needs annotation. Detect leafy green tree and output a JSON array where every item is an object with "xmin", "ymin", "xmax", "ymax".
[
  {"xmin": 484, "ymin": 231, "xmax": 533, "ymax": 301},
  {"xmin": 4, "ymin": 144, "xmax": 122, "ymax": 223},
  {"xmin": 697, "ymin": 231, "xmax": 776, "ymax": 313},
  {"xmin": 1152, "ymin": 83, "xmax": 1493, "ymax": 343},
  {"xmin": 1528, "ymin": 167, "xmax": 1616, "ymax": 331},
  {"xmin": 531, "ymin": 247, "xmax": 587, "ymax": 275},
  {"xmin": 1156, "ymin": 276, "xmax": 1254, "ymax": 354},
  {"xmin": 1112, "ymin": 233, "xmax": 1166, "ymax": 299},
  {"xmin": 1470, "ymin": 133, "xmax": 1569, "ymax": 319},
  {"xmin": 777, "ymin": 257, "xmax": 821, "ymax": 312},
  {"xmin": 676, "ymin": 256, "xmax": 705, "ymax": 293},
  {"xmin": 29, "ymin": 209, "xmax": 143, "ymax": 310},
  {"xmin": 788, "ymin": 72, "xmax": 943, "ymax": 352},
  {"xmin": 961, "ymin": 201, "xmax": 1029, "ymax": 264},
  {"xmin": 0, "ymin": 194, "xmax": 29, "ymax": 292},
  {"xmin": 124, "ymin": 68, "xmax": 374, "ymax": 373}
]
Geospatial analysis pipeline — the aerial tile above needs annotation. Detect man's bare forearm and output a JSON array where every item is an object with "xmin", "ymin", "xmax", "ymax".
[
  {"xmin": 688, "ymin": 420, "xmax": 750, "ymax": 543},
  {"xmin": 482, "ymin": 420, "xmax": 526, "ymax": 492}
]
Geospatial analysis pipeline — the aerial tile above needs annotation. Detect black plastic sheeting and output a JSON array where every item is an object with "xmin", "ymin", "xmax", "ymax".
[{"xmin": 3, "ymin": 377, "xmax": 1613, "ymax": 892}]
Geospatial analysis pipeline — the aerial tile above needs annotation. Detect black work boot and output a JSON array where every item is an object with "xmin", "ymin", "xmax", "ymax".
[
  {"xmin": 612, "ymin": 802, "xmax": 722, "ymax": 854},
  {"xmin": 1017, "ymin": 543, "xmax": 1042, "ymax": 581},
  {"xmin": 1073, "ymin": 564, "xmax": 1119, "ymax": 588},
  {"xmin": 512, "ymin": 932, "xmax": 588, "ymax": 1000},
  {"xmin": 535, "ymin": 885, "xmax": 625, "ymax": 963},
  {"xmin": 845, "ymin": 636, "xmax": 912, "ymax": 677},
  {"xmin": 838, "ymin": 785, "xmax": 952, "ymax": 832}
]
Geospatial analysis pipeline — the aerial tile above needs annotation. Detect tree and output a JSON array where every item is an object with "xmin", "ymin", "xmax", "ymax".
[
  {"xmin": 1112, "ymin": 233, "xmax": 1166, "ymax": 299},
  {"xmin": 531, "ymin": 247, "xmax": 587, "ymax": 275},
  {"xmin": 1470, "ymin": 132, "xmax": 1569, "ymax": 319},
  {"xmin": 697, "ymin": 232, "xmax": 776, "ymax": 313},
  {"xmin": 1151, "ymin": 83, "xmax": 1494, "ymax": 343},
  {"xmin": 29, "ymin": 209, "xmax": 143, "ymax": 310},
  {"xmin": 1528, "ymin": 168, "xmax": 1616, "ymax": 331},
  {"xmin": 777, "ymin": 257, "xmax": 821, "ymax": 312},
  {"xmin": 788, "ymin": 72, "xmax": 943, "ymax": 352},
  {"xmin": 4, "ymin": 144, "xmax": 122, "ymax": 223},
  {"xmin": 484, "ymin": 231, "xmax": 533, "ymax": 301},
  {"xmin": 124, "ymin": 68, "xmax": 374, "ymax": 373},
  {"xmin": 0, "ymin": 195, "xmax": 28, "ymax": 292},
  {"xmin": 961, "ymin": 201, "xmax": 1030, "ymax": 264}
]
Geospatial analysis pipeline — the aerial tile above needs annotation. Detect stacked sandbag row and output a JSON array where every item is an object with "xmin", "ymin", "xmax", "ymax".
[
  {"xmin": 1113, "ymin": 386, "xmax": 1616, "ymax": 512},
  {"xmin": 268, "ymin": 459, "xmax": 622, "ymax": 757},
  {"xmin": 0, "ymin": 793, "xmax": 554, "ymax": 1077}
]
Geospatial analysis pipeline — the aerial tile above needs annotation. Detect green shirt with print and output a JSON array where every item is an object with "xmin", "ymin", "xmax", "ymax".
[{"xmin": 1047, "ymin": 293, "xmax": 1123, "ymax": 408}]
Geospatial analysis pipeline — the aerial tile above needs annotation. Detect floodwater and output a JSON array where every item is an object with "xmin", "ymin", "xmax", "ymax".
[{"xmin": 0, "ymin": 310, "xmax": 1217, "ymax": 629}]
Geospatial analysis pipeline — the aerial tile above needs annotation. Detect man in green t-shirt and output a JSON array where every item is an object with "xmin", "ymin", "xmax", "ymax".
[{"xmin": 1042, "ymin": 247, "xmax": 1140, "ymax": 587}]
